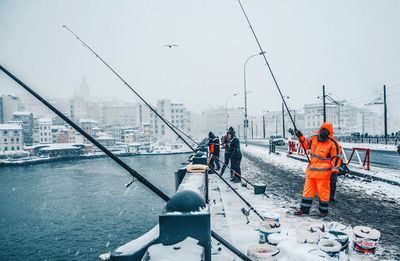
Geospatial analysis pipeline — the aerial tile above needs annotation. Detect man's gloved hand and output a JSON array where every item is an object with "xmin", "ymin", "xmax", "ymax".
[
  {"xmin": 295, "ymin": 130, "xmax": 302, "ymax": 138},
  {"xmin": 288, "ymin": 128, "xmax": 302, "ymax": 138}
]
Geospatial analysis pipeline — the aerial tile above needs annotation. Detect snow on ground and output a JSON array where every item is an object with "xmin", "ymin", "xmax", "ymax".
[
  {"xmin": 243, "ymin": 145, "xmax": 400, "ymax": 203},
  {"xmin": 209, "ymin": 173, "xmax": 383, "ymax": 261}
]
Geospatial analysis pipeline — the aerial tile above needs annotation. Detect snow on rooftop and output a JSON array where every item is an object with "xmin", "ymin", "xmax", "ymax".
[
  {"xmin": 38, "ymin": 143, "xmax": 83, "ymax": 151},
  {"xmin": 38, "ymin": 118, "xmax": 52, "ymax": 124},
  {"xmin": 79, "ymin": 118, "xmax": 98, "ymax": 123},
  {"xmin": 12, "ymin": 111, "xmax": 32, "ymax": 116},
  {"xmin": 0, "ymin": 123, "xmax": 23, "ymax": 130}
]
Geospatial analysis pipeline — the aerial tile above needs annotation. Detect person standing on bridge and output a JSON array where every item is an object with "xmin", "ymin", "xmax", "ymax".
[
  {"xmin": 207, "ymin": 132, "xmax": 220, "ymax": 171},
  {"xmin": 227, "ymin": 128, "xmax": 242, "ymax": 183},
  {"xmin": 289, "ymin": 122, "xmax": 342, "ymax": 217},
  {"xmin": 220, "ymin": 127, "xmax": 235, "ymax": 178}
]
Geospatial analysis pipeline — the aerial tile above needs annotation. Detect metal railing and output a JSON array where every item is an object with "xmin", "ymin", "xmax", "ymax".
[{"xmin": 336, "ymin": 136, "xmax": 399, "ymax": 145}]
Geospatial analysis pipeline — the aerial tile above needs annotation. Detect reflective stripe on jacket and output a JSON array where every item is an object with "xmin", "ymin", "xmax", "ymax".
[{"xmin": 299, "ymin": 134, "xmax": 342, "ymax": 179}]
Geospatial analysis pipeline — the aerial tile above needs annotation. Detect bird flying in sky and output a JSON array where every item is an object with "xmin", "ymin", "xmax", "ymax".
[{"xmin": 163, "ymin": 44, "xmax": 178, "ymax": 48}]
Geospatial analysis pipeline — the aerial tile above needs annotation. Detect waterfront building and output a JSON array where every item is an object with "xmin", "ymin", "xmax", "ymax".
[
  {"xmin": 0, "ymin": 123, "xmax": 24, "ymax": 153},
  {"xmin": 35, "ymin": 143, "xmax": 85, "ymax": 158},
  {"xmin": 262, "ymin": 110, "xmax": 305, "ymax": 138},
  {"xmin": 86, "ymin": 102, "xmax": 102, "ymax": 122},
  {"xmin": 102, "ymin": 103, "xmax": 137, "ymax": 127},
  {"xmin": 67, "ymin": 126, "xmax": 77, "ymax": 143},
  {"xmin": 202, "ymin": 106, "xmax": 244, "ymax": 138},
  {"xmin": 38, "ymin": 119, "xmax": 53, "ymax": 144},
  {"xmin": 69, "ymin": 96, "xmax": 87, "ymax": 122},
  {"xmin": 12, "ymin": 111, "xmax": 34, "ymax": 145},
  {"xmin": 50, "ymin": 125, "xmax": 68, "ymax": 143},
  {"xmin": 152, "ymin": 99, "xmax": 191, "ymax": 141},
  {"xmin": 0, "ymin": 95, "xmax": 24, "ymax": 124},
  {"xmin": 79, "ymin": 118, "xmax": 98, "ymax": 134}
]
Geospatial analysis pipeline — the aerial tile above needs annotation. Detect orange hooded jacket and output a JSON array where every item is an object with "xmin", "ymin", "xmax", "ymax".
[{"xmin": 298, "ymin": 122, "xmax": 342, "ymax": 179}]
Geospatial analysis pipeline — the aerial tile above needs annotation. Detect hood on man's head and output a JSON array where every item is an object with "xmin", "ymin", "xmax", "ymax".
[
  {"xmin": 316, "ymin": 122, "xmax": 334, "ymax": 138},
  {"xmin": 228, "ymin": 127, "xmax": 235, "ymax": 135},
  {"xmin": 209, "ymin": 132, "xmax": 215, "ymax": 139}
]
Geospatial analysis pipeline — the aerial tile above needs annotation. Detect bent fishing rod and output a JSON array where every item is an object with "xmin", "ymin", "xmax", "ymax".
[
  {"xmin": 63, "ymin": 26, "xmax": 267, "ymax": 221},
  {"xmin": 236, "ymin": 0, "xmax": 311, "ymax": 163},
  {"xmin": 62, "ymin": 25, "xmax": 197, "ymax": 153},
  {"xmin": 0, "ymin": 65, "xmax": 251, "ymax": 261}
]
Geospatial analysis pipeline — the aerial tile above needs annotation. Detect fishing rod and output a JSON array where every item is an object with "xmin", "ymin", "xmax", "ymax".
[
  {"xmin": 0, "ymin": 65, "xmax": 251, "ymax": 261},
  {"xmin": 236, "ymin": 0, "xmax": 311, "ymax": 163},
  {"xmin": 62, "ymin": 25, "xmax": 196, "ymax": 153},
  {"xmin": 63, "ymin": 26, "xmax": 267, "ymax": 221},
  {"xmin": 167, "ymin": 118, "xmax": 199, "ymax": 146},
  {"xmin": 176, "ymin": 127, "xmax": 270, "ymax": 198}
]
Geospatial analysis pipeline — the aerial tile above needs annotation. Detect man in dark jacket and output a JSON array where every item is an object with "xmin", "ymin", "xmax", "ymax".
[
  {"xmin": 207, "ymin": 132, "xmax": 220, "ymax": 170},
  {"xmin": 220, "ymin": 127, "xmax": 234, "ymax": 178},
  {"xmin": 227, "ymin": 128, "xmax": 242, "ymax": 183}
]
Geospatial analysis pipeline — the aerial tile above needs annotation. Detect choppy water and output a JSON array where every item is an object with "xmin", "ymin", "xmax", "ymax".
[{"xmin": 0, "ymin": 154, "xmax": 189, "ymax": 261}]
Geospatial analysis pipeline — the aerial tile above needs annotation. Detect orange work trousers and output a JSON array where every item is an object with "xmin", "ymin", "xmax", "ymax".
[
  {"xmin": 302, "ymin": 177, "xmax": 330, "ymax": 202},
  {"xmin": 300, "ymin": 176, "xmax": 331, "ymax": 214}
]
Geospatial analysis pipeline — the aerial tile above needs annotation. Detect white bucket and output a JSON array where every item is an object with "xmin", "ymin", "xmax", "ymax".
[
  {"xmin": 247, "ymin": 244, "xmax": 280, "ymax": 261},
  {"xmin": 267, "ymin": 233, "xmax": 286, "ymax": 246},
  {"xmin": 296, "ymin": 224, "xmax": 322, "ymax": 244},
  {"xmin": 318, "ymin": 239, "xmax": 342, "ymax": 259},
  {"xmin": 259, "ymin": 221, "xmax": 281, "ymax": 244},
  {"xmin": 353, "ymin": 226, "xmax": 380, "ymax": 255}
]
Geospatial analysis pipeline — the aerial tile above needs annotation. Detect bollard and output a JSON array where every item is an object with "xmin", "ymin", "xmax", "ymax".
[{"xmin": 159, "ymin": 190, "xmax": 211, "ymax": 261}]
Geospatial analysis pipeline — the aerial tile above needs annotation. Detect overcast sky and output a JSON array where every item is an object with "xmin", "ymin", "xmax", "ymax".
[{"xmin": 1, "ymin": 0, "xmax": 399, "ymax": 117}]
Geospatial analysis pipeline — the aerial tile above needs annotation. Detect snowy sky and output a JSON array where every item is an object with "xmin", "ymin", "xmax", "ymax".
[{"xmin": 0, "ymin": 0, "xmax": 399, "ymax": 116}]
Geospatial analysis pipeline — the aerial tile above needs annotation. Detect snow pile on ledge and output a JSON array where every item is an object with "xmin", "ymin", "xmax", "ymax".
[
  {"xmin": 143, "ymin": 237, "xmax": 202, "ymax": 260},
  {"xmin": 115, "ymin": 225, "xmax": 159, "ymax": 255}
]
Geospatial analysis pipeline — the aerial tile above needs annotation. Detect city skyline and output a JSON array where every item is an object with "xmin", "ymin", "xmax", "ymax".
[{"xmin": 1, "ymin": 0, "xmax": 399, "ymax": 116}]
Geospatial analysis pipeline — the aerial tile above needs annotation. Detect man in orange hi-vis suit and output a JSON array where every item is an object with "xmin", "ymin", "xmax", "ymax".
[{"xmin": 289, "ymin": 122, "xmax": 342, "ymax": 217}]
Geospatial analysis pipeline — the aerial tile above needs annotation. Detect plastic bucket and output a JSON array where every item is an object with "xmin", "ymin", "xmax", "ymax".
[
  {"xmin": 247, "ymin": 244, "xmax": 280, "ymax": 261},
  {"xmin": 254, "ymin": 183, "xmax": 267, "ymax": 195},
  {"xmin": 259, "ymin": 221, "xmax": 281, "ymax": 244},
  {"xmin": 318, "ymin": 239, "xmax": 341, "ymax": 258},
  {"xmin": 352, "ymin": 226, "xmax": 380, "ymax": 255}
]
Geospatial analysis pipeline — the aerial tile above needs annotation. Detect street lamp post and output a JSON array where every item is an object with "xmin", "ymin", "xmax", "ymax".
[
  {"xmin": 281, "ymin": 96, "xmax": 289, "ymax": 138},
  {"xmin": 243, "ymin": 52, "xmax": 265, "ymax": 146},
  {"xmin": 225, "ymin": 93, "xmax": 238, "ymax": 130}
]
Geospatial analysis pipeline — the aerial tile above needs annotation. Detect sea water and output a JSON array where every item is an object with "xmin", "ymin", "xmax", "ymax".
[{"xmin": 0, "ymin": 154, "xmax": 188, "ymax": 260}]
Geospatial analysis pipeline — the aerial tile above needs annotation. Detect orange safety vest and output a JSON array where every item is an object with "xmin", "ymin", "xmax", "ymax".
[
  {"xmin": 209, "ymin": 143, "xmax": 215, "ymax": 154},
  {"xmin": 299, "ymin": 122, "xmax": 342, "ymax": 179}
]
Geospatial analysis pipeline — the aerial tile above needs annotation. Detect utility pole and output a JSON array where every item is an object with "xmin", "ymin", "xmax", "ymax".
[
  {"xmin": 362, "ymin": 109, "xmax": 365, "ymax": 135},
  {"xmin": 282, "ymin": 102, "xmax": 285, "ymax": 138},
  {"xmin": 323, "ymin": 85, "xmax": 326, "ymax": 122},
  {"xmin": 384, "ymin": 85, "xmax": 387, "ymax": 139},
  {"xmin": 262, "ymin": 114, "xmax": 265, "ymax": 139},
  {"xmin": 251, "ymin": 120, "xmax": 254, "ymax": 139},
  {"xmin": 365, "ymin": 86, "xmax": 387, "ymax": 139}
]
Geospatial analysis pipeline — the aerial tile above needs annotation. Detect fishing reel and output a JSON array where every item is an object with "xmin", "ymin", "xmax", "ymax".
[{"xmin": 241, "ymin": 207, "xmax": 251, "ymax": 224}]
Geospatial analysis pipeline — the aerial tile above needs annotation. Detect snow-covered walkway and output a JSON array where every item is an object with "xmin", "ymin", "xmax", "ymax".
[{"xmin": 209, "ymin": 146, "xmax": 399, "ymax": 260}]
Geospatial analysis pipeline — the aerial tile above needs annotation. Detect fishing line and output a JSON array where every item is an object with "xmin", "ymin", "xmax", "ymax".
[
  {"xmin": 63, "ymin": 26, "xmax": 267, "ymax": 221},
  {"xmin": 236, "ymin": 0, "xmax": 311, "ymax": 163},
  {"xmin": 0, "ymin": 64, "xmax": 251, "ymax": 261},
  {"xmin": 62, "ymin": 25, "xmax": 196, "ymax": 153}
]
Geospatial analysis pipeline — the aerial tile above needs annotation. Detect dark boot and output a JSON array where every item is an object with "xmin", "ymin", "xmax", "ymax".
[{"xmin": 294, "ymin": 210, "xmax": 308, "ymax": 215}]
